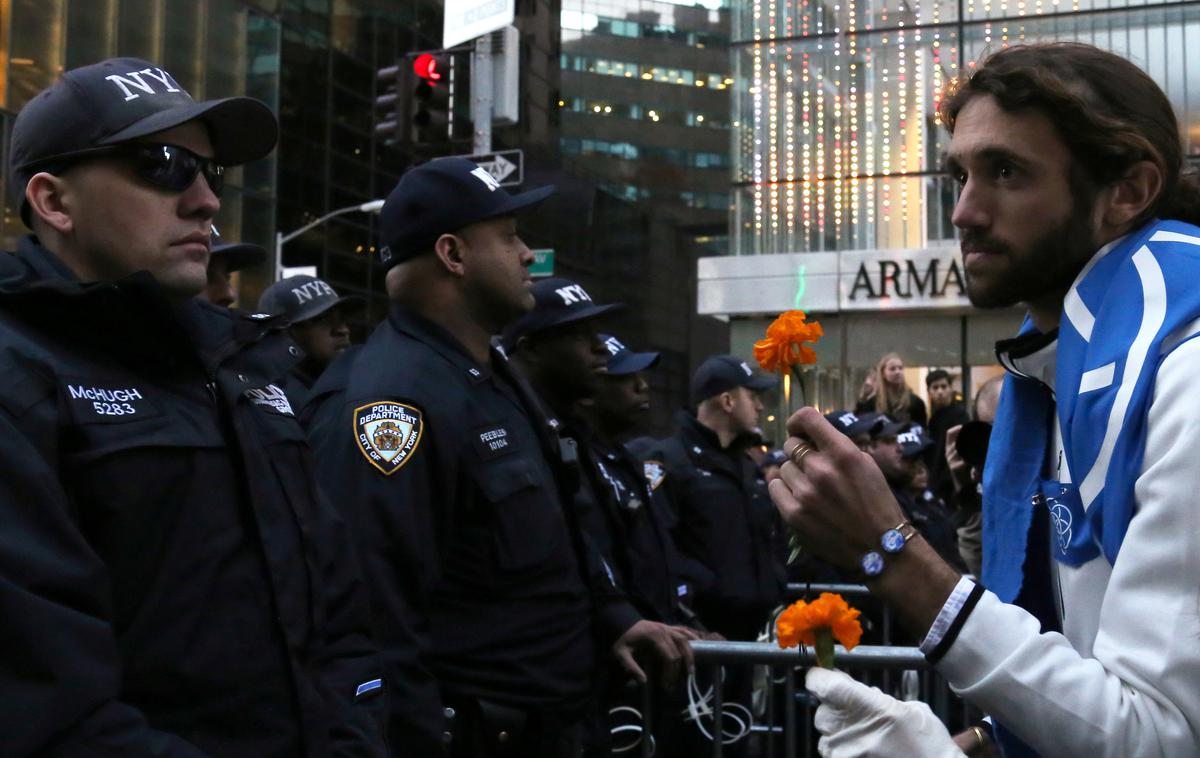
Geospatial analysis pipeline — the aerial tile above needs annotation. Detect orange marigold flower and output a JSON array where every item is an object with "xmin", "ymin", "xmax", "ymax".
[
  {"xmin": 754, "ymin": 310, "xmax": 824, "ymax": 373},
  {"xmin": 776, "ymin": 592, "xmax": 863, "ymax": 651}
]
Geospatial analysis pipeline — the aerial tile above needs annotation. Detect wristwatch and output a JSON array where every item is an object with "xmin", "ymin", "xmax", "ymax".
[{"xmin": 860, "ymin": 521, "xmax": 918, "ymax": 577}]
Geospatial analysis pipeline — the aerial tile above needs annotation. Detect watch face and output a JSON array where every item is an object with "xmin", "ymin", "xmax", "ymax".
[
  {"xmin": 860, "ymin": 551, "xmax": 885, "ymax": 577},
  {"xmin": 881, "ymin": 528, "xmax": 906, "ymax": 553}
]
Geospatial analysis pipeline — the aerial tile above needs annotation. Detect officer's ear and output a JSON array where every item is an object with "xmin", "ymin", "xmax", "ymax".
[
  {"xmin": 26, "ymin": 172, "xmax": 75, "ymax": 235},
  {"xmin": 433, "ymin": 232, "xmax": 467, "ymax": 277},
  {"xmin": 718, "ymin": 391, "xmax": 736, "ymax": 413}
]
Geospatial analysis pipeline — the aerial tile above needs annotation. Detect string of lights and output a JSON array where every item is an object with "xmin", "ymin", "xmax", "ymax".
[{"xmin": 732, "ymin": 0, "xmax": 1200, "ymax": 255}]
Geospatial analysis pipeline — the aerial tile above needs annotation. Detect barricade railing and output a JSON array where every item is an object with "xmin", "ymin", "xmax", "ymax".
[{"xmin": 619, "ymin": 634, "xmax": 977, "ymax": 757}]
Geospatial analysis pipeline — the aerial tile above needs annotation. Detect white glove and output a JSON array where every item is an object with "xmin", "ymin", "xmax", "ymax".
[{"xmin": 806, "ymin": 667, "xmax": 965, "ymax": 758}]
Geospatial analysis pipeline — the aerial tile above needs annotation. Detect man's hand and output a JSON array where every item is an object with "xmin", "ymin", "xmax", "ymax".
[
  {"xmin": 768, "ymin": 407, "xmax": 905, "ymax": 570},
  {"xmin": 806, "ymin": 667, "xmax": 965, "ymax": 758},
  {"xmin": 612, "ymin": 620, "xmax": 700, "ymax": 688},
  {"xmin": 768, "ymin": 407, "xmax": 961, "ymax": 638},
  {"xmin": 945, "ymin": 424, "xmax": 971, "ymax": 495}
]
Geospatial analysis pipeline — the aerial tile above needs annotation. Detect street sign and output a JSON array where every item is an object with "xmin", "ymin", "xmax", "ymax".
[
  {"xmin": 281, "ymin": 265, "xmax": 318, "ymax": 279},
  {"xmin": 444, "ymin": 0, "xmax": 514, "ymax": 49},
  {"xmin": 468, "ymin": 149, "xmax": 523, "ymax": 187},
  {"xmin": 530, "ymin": 249, "xmax": 554, "ymax": 278}
]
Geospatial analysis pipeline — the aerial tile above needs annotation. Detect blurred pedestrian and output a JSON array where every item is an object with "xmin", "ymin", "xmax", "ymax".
[
  {"xmin": 925, "ymin": 369, "xmax": 970, "ymax": 499},
  {"xmin": 945, "ymin": 374, "xmax": 1004, "ymax": 577},
  {"xmin": 856, "ymin": 352, "xmax": 927, "ymax": 425}
]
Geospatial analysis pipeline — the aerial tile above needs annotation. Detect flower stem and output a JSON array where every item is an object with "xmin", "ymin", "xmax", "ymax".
[{"xmin": 815, "ymin": 627, "xmax": 836, "ymax": 669}]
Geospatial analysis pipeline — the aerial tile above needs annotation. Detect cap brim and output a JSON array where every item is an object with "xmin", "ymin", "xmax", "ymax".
[
  {"xmin": 900, "ymin": 440, "xmax": 934, "ymax": 457},
  {"xmin": 531, "ymin": 301, "xmax": 625, "ymax": 335},
  {"xmin": 211, "ymin": 242, "xmax": 267, "ymax": 272},
  {"xmin": 607, "ymin": 350, "xmax": 660, "ymax": 375},
  {"xmin": 848, "ymin": 416, "xmax": 886, "ymax": 438},
  {"xmin": 876, "ymin": 421, "xmax": 909, "ymax": 439},
  {"xmin": 745, "ymin": 374, "xmax": 780, "ymax": 392},
  {"xmin": 292, "ymin": 294, "xmax": 366, "ymax": 323},
  {"xmin": 102, "ymin": 96, "xmax": 278, "ymax": 165},
  {"xmin": 479, "ymin": 184, "xmax": 556, "ymax": 222}
]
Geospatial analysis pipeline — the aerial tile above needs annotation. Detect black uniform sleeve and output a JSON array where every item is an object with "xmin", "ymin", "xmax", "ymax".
[
  {"xmin": 0, "ymin": 407, "xmax": 210, "ymax": 757},
  {"xmin": 311, "ymin": 398, "xmax": 448, "ymax": 756},
  {"xmin": 309, "ymin": 491, "xmax": 389, "ymax": 757},
  {"xmin": 580, "ymin": 531, "xmax": 642, "ymax": 643}
]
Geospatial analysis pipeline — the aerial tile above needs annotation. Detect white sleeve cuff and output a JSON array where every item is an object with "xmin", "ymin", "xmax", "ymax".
[{"xmin": 919, "ymin": 576, "xmax": 978, "ymax": 657}]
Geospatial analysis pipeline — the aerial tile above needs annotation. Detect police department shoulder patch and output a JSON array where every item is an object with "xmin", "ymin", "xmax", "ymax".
[
  {"xmin": 643, "ymin": 460, "xmax": 666, "ymax": 491},
  {"xmin": 353, "ymin": 401, "xmax": 424, "ymax": 475}
]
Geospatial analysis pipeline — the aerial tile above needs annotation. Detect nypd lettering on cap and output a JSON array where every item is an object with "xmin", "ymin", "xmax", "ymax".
[
  {"xmin": 603, "ymin": 336, "xmax": 626, "ymax": 356},
  {"xmin": 838, "ymin": 412, "xmax": 858, "ymax": 426},
  {"xmin": 896, "ymin": 429, "xmax": 922, "ymax": 446},
  {"xmin": 104, "ymin": 67, "xmax": 184, "ymax": 102},
  {"xmin": 554, "ymin": 283, "xmax": 593, "ymax": 306},
  {"xmin": 290, "ymin": 279, "xmax": 336, "ymax": 305},
  {"xmin": 354, "ymin": 401, "xmax": 424, "ymax": 475},
  {"xmin": 470, "ymin": 166, "xmax": 502, "ymax": 191}
]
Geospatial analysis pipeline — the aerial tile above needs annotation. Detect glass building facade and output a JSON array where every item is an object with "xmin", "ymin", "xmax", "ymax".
[
  {"xmin": 731, "ymin": 0, "xmax": 1200, "ymax": 256},
  {"xmin": 559, "ymin": 0, "xmax": 734, "ymax": 220},
  {"xmin": 0, "ymin": 0, "xmax": 282, "ymax": 264},
  {"xmin": 715, "ymin": 0, "xmax": 1200, "ymax": 442}
]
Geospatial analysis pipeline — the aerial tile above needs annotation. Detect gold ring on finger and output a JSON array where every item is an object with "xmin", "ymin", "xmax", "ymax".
[{"xmin": 790, "ymin": 442, "xmax": 814, "ymax": 467}]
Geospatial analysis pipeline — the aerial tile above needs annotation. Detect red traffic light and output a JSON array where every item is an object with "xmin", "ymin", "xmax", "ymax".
[{"xmin": 413, "ymin": 53, "xmax": 443, "ymax": 82}]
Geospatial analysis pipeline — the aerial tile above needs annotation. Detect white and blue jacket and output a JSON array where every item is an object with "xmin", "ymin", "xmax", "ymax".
[{"xmin": 920, "ymin": 219, "xmax": 1200, "ymax": 756}]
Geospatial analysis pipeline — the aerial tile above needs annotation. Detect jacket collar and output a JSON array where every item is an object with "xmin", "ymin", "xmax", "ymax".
[
  {"xmin": 388, "ymin": 304, "xmax": 493, "ymax": 385},
  {"xmin": 675, "ymin": 410, "xmax": 746, "ymax": 477}
]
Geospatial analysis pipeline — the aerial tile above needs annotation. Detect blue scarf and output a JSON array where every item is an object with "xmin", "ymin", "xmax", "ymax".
[
  {"xmin": 983, "ymin": 219, "xmax": 1200, "ymax": 758},
  {"xmin": 984, "ymin": 219, "xmax": 1200, "ymax": 602}
]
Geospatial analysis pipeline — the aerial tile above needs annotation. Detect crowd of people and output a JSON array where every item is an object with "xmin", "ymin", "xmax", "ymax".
[{"xmin": 3, "ymin": 38, "xmax": 1200, "ymax": 758}]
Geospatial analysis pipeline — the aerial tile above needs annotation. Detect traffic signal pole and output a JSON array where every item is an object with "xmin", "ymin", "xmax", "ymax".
[{"xmin": 471, "ymin": 33, "xmax": 493, "ymax": 154}]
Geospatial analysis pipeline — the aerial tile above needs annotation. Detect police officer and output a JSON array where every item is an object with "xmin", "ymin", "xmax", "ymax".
[
  {"xmin": 503, "ymin": 285, "xmax": 700, "ymax": 668},
  {"xmin": 1, "ymin": 58, "xmax": 385, "ymax": 756},
  {"xmin": 306, "ymin": 158, "xmax": 675, "ymax": 758},
  {"xmin": 867, "ymin": 419, "xmax": 965, "ymax": 572},
  {"xmin": 630, "ymin": 356, "xmax": 787, "ymax": 756},
  {"xmin": 258, "ymin": 274, "xmax": 363, "ymax": 408},
  {"xmin": 631, "ymin": 355, "xmax": 786, "ymax": 642},
  {"xmin": 200, "ymin": 227, "xmax": 266, "ymax": 307},
  {"xmin": 579, "ymin": 333, "xmax": 720, "ymax": 758}
]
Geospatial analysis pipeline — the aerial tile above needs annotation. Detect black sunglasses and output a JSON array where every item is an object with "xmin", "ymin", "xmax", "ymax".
[{"xmin": 25, "ymin": 142, "xmax": 225, "ymax": 197}]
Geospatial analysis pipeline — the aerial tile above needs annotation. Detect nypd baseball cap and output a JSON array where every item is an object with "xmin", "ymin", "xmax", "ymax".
[
  {"xmin": 689, "ymin": 354, "xmax": 778, "ymax": 406},
  {"xmin": 209, "ymin": 228, "xmax": 267, "ymax": 273},
  {"xmin": 876, "ymin": 420, "xmax": 934, "ymax": 458},
  {"xmin": 501, "ymin": 277, "xmax": 623, "ymax": 350},
  {"xmin": 601, "ymin": 334, "xmax": 660, "ymax": 376},
  {"xmin": 378, "ymin": 157, "xmax": 555, "ymax": 266},
  {"xmin": 825, "ymin": 409, "xmax": 886, "ymax": 439},
  {"xmin": 9, "ymin": 58, "xmax": 277, "ymax": 223},
  {"xmin": 257, "ymin": 275, "xmax": 364, "ymax": 325}
]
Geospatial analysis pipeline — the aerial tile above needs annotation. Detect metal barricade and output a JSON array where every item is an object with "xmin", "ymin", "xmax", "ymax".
[{"xmin": 620, "ymin": 622, "xmax": 979, "ymax": 757}]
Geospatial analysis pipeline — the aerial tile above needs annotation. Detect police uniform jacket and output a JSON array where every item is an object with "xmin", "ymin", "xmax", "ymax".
[
  {"xmin": 0, "ymin": 237, "xmax": 386, "ymax": 757},
  {"xmin": 577, "ymin": 428, "xmax": 704, "ymax": 627},
  {"xmin": 307, "ymin": 306, "xmax": 638, "ymax": 754},
  {"xmin": 632, "ymin": 412, "xmax": 786, "ymax": 639}
]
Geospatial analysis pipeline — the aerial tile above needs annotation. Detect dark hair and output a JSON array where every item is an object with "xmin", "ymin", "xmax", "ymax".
[
  {"xmin": 925, "ymin": 369, "xmax": 952, "ymax": 388},
  {"xmin": 939, "ymin": 43, "xmax": 1200, "ymax": 227}
]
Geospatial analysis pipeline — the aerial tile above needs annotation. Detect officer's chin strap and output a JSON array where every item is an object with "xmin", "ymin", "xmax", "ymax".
[
  {"xmin": 609, "ymin": 705, "xmax": 656, "ymax": 755},
  {"xmin": 683, "ymin": 667, "xmax": 754, "ymax": 745}
]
